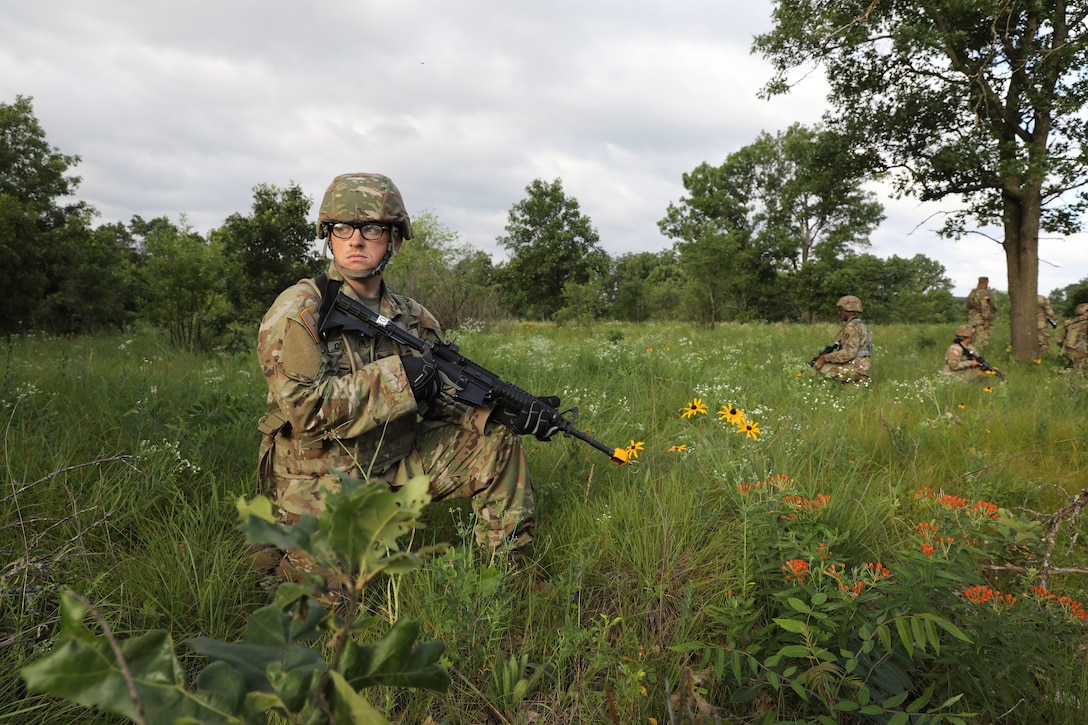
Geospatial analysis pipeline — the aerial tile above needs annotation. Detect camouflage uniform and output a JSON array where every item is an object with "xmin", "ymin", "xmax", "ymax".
[
  {"xmin": 943, "ymin": 325, "xmax": 990, "ymax": 382},
  {"xmin": 257, "ymin": 261, "xmax": 534, "ymax": 582},
  {"xmin": 815, "ymin": 318, "xmax": 872, "ymax": 382},
  {"xmin": 1058, "ymin": 304, "xmax": 1088, "ymax": 374},
  {"xmin": 966, "ymin": 278, "xmax": 997, "ymax": 351},
  {"xmin": 1037, "ymin": 294, "xmax": 1057, "ymax": 356}
]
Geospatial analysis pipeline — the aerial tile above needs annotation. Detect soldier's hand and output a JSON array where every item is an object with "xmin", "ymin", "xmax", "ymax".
[
  {"xmin": 400, "ymin": 351, "xmax": 440, "ymax": 403},
  {"xmin": 497, "ymin": 397, "xmax": 562, "ymax": 441}
]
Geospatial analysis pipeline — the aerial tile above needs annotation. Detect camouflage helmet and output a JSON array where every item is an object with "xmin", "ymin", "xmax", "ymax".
[
  {"xmin": 317, "ymin": 173, "xmax": 413, "ymax": 240},
  {"xmin": 836, "ymin": 295, "xmax": 863, "ymax": 312},
  {"xmin": 1077, "ymin": 303, "xmax": 1088, "ymax": 316},
  {"xmin": 955, "ymin": 324, "xmax": 975, "ymax": 338}
]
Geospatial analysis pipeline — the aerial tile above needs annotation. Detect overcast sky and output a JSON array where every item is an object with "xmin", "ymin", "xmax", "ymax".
[{"xmin": 2, "ymin": 0, "xmax": 1085, "ymax": 297}]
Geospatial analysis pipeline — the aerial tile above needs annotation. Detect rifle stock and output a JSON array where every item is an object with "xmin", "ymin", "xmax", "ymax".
[{"xmin": 318, "ymin": 284, "xmax": 631, "ymax": 466}]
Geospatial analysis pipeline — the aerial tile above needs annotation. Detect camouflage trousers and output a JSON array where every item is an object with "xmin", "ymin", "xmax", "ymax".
[
  {"xmin": 268, "ymin": 418, "xmax": 534, "ymax": 587},
  {"xmin": 813, "ymin": 356, "xmax": 871, "ymax": 383},
  {"xmin": 968, "ymin": 315, "xmax": 993, "ymax": 350},
  {"xmin": 1062, "ymin": 351, "xmax": 1088, "ymax": 375},
  {"xmin": 1038, "ymin": 326, "xmax": 1052, "ymax": 356}
]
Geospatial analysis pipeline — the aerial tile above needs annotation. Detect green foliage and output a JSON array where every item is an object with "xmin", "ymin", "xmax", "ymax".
[
  {"xmin": 213, "ymin": 181, "xmax": 321, "ymax": 327},
  {"xmin": 134, "ymin": 215, "xmax": 226, "ymax": 351},
  {"xmin": 384, "ymin": 209, "xmax": 503, "ymax": 328},
  {"xmin": 21, "ymin": 475, "xmax": 450, "ymax": 724},
  {"xmin": 754, "ymin": 1, "xmax": 1088, "ymax": 357},
  {"xmin": 497, "ymin": 178, "xmax": 610, "ymax": 320},
  {"xmin": 0, "ymin": 95, "xmax": 90, "ymax": 334},
  {"xmin": 659, "ymin": 124, "xmax": 885, "ymax": 322},
  {"xmin": 4, "ymin": 324, "xmax": 1088, "ymax": 723}
]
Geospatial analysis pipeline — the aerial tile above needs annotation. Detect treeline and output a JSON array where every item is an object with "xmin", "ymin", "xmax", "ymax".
[{"xmin": 6, "ymin": 95, "xmax": 1082, "ymax": 350}]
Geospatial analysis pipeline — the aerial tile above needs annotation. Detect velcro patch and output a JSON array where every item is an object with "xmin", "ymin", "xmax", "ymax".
[{"xmin": 279, "ymin": 319, "xmax": 323, "ymax": 381}]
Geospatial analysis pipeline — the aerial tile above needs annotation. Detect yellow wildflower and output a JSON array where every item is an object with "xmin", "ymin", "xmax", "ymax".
[
  {"xmin": 739, "ymin": 420, "xmax": 762, "ymax": 440},
  {"xmin": 625, "ymin": 440, "xmax": 645, "ymax": 459},
  {"xmin": 717, "ymin": 404, "xmax": 746, "ymax": 427},
  {"xmin": 680, "ymin": 397, "xmax": 709, "ymax": 418}
]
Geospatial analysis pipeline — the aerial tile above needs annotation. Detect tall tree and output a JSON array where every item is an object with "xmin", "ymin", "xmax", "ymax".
[
  {"xmin": 754, "ymin": 1, "xmax": 1088, "ymax": 359},
  {"xmin": 0, "ymin": 95, "xmax": 89, "ymax": 332},
  {"xmin": 659, "ymin": 125, "xmax": 881, "ymax": 321},
  {"xmin": 497, "ymin": 178, "xmax": 609, "ymax": 320},
  {"xmin": 135, "ymin": 216, "xmax": 224, "ymax": 351},
  {"xmin": 212, "ymin": 182, "xmax": 320, "ymax": 323}
]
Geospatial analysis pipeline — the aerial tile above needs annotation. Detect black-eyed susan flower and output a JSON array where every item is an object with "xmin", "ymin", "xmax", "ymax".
[
  {"xmin": 717, "ymin": 404, "xmax": 746, "ymax": 427},
  {"xmin": 983, "ymin": 386, "xmax": 993, "ymax": 393},
  {"xmin": 957, "ymin": 403, "xmax": 966, "ymax": 409},
  {"xmin": 680, "ymin": 397, "xmax": 708, "ymax": 418},
  {"xmin": 1033, "ymin": 359, "xmax": 1042, "ymax": 364},
  {"xmin": 668, "ymin": 444, "xmax": 688, "ymax": 453},
  {"xmin": 739, "ymin": 420, "xmax": 761, "ymax": 440},
  {"xmin": 625, "ymin": 440, "xmax": 645, "ymax": 459}
]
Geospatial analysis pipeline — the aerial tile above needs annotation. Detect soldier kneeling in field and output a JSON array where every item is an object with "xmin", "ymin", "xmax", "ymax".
[
  {"xmin": 943, "ymin": 325, "xmax": 994, "ymax": 382},
  {"xmin": 810, "ymin": 295, "xmax": 871, "ymax": 384}
]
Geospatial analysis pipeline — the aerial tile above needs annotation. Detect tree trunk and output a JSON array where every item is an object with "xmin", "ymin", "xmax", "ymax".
[{"xmin": 1003, "ymin": 181, "xmax": 1041, "ymax": 361}]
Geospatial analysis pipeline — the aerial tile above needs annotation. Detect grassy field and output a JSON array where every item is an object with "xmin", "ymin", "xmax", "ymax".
[{"xmin": 2, "ymin": 321, "xmax": 1086, "ymax": 724}]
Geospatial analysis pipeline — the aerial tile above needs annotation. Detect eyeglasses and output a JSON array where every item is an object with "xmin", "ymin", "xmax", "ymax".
[{"xmin": 327, "ymin": 222, "xmax": 393, "ymax": 240}]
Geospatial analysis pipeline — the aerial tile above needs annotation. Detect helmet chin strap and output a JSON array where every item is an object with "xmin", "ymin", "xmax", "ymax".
[{"xmin": 329, "ymin": 237, "xmax": 395, "ymax": 281}]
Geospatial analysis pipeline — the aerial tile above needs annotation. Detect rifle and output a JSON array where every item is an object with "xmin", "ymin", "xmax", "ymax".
[
  {"xmin": 317, "ymin": 282, "xmax": 631, "ymax": 466},
  {"xmin": 958, "ymin": 343, "xmax": 1004, "ymax": 380},
  {"xmin": 808, "ymin": 341, "xmax": 841, "ymax": 367}
]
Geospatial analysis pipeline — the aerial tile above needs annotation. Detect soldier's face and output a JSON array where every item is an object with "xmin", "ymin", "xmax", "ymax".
[{"xmin": 330, "ymin": 225, "xmax": 400, "ymax": 274}]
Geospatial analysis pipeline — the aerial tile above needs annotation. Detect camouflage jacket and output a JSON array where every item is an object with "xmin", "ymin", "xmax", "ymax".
[
  {"xmin": 256, "ymin": 264, "xmax": 476, "ymax": 487},
  {"xmin": 1059, "ymin": 318, "xmax": 1088, "ymax": 355},
  {"xmin": 824, "ymin": 317, "xmax": 872, "ymax": 364},
  {"xmin": 967, "ymin": 287, "xmax": 997, "ymax": 322}
]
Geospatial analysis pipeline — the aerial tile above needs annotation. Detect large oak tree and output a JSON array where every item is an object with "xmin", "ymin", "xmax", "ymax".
[{"xmin": 754, "ymin": 1, "xmax": 1088, "ymax": 359}]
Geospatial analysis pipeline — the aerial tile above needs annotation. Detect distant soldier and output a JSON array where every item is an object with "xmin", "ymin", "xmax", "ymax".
[
  {"xmin": 966, "ymin": 276, "xmax": 997, "ymax": 351},
  {"xmin": 943, "ymin": 325, "xmax": 996, "ymax": 382},
  {"xmin": 810, "ymin": 295, "xmax": 871, "ymax": 383},
  {"xmin": 1037, "ymin": 294, "xmax": 1057, "ymax": 357},
  {"xmin": 1058, "ymin": 303, "xmax": 1088, "ymax": 374}
]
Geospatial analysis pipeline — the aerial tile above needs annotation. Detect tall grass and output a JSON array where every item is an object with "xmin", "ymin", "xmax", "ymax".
[{"xmin": 2, "ymin": 322, "xmax": 1086, "ymax": 723}]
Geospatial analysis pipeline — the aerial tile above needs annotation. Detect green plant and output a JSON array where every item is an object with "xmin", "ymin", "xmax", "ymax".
[{"xmin": 20, "ymin": 475, "xmax": 450, "ymax": 724}]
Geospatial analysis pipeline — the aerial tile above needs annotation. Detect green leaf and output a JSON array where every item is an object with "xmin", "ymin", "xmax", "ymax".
[
  {"xmin": 811, "ymin": 592, "xmax": 828, "ymax": 605},
  {"xmin": 327, "ymin": 670, "xmax": 393, "ymax": 724},
  {"xmin": 777, "ymin": 645, "xmax": 811, "ymax": 658},
  {"xmin": 787, "ymin": 597, "xmax": 811, "ymax": 614},
  {"xmin": 906, "ymin": 684, "xmax": 934, "ymax": 713},
  {"xmin": 877, "ymin": 624, "xmax": 892, "ymax": 653},
  {"xmin": 860, "ymin": 704, "xmax": 885, "ymax": 715},
  {"xmin": 339, "ymin": 619, "xmax": 451, "ymax": 692},
  {"xmin": 894, "ymin": 618, "xmax": 913, "ymax": 658},
  {"xmin": 882, "ymin": 690, "xmax": 910, "ymax": 708},
  {"xmin": 187, "ymin": 602, "xmax": 328, "ymax": 696},
  {"xmin": 910, "ymin": 616, "xmax": 927, "ymax": 653},
  {"xmin": 774, "ymin": 617, "xmax": 808, "ymax": 634},
  {"xmin": 888, "ymin": 713, "xmax": 909, "ymax": 725},
  {"xmin": 835, "ymin": 699, "xmax": 859, "ymax": 711}
]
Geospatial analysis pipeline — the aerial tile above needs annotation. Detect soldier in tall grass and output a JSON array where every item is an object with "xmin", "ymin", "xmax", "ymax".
[
  {"xmin": 1058, "ymin": 302, "xmax": 1088, "ymax": 374},
  {"xmin": 254, "ymin": 173, "xmax": 545, "ymax": 596},
  {"xmin": 943, "ymin": 324, "xmax": 992, "ymax": 382},
  {"xmin": 810, "ymin": 294, "xmax": 872, "ymax": 384}
]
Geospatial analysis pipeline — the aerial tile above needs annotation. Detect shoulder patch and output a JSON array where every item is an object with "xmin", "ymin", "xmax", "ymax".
[{"xmin": 279, "ymin": 319, "xmax": 323, "ymax": 381}]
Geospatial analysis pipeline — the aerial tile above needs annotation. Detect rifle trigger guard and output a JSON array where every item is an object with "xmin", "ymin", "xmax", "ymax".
[{"xmin": 560, "ymin": 406, "xmax": 579, "ymax": 422}]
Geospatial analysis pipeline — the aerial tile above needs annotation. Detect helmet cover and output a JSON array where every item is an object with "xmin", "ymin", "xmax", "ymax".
[
  {"xmin": 317, "ymin": 172, "xmax": 413, "ymax": 240},
  {"xmin": 836, "ymin": 295, "xmax": 863, "ymax": 312}
]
